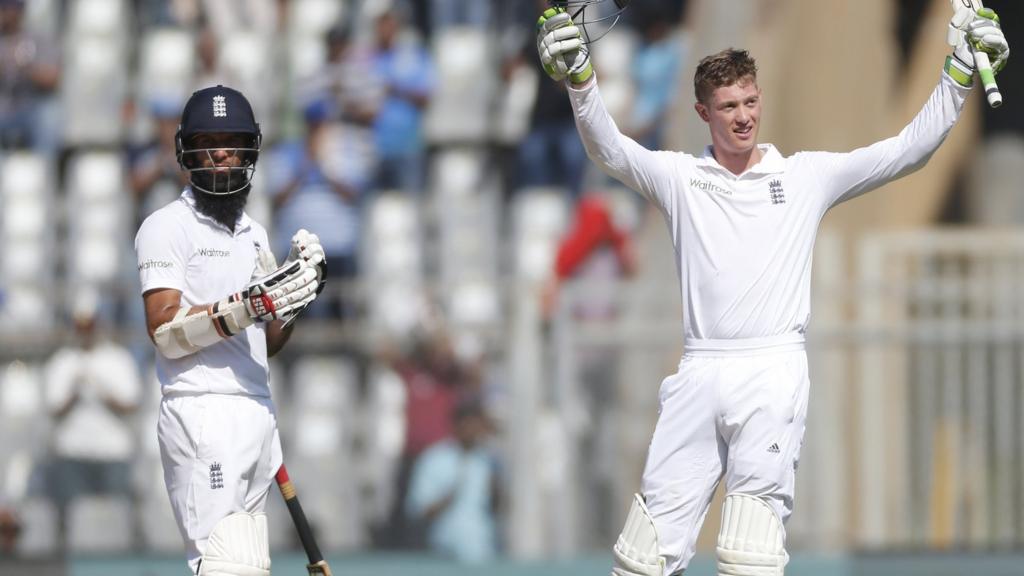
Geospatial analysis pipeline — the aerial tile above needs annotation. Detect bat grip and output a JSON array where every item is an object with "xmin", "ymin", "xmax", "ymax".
[
  {"xmin": 971, "ymin": 48, "xmax": 1002, "ymax": 108},
  {"xmin": 275, "ymin": 466, "xmax": 325, "ymax": 565}
]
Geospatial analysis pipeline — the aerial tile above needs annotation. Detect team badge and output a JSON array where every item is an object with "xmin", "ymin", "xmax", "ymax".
[
  {"xmin": 210, "ymin": 462, "xmax": 224, "ymax": 489},
  {"xmin": 213, "ymin": 95, "xmax": 227, "ymax": 118},
  {"xmin": 768, "ymin": 179, "xmax": 785, "ymax": 205}
]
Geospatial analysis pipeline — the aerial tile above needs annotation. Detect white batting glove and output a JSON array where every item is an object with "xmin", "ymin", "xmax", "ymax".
[
  {"xmin": 947, "ymin": 7, "xmax": 1009, "ymax": 87},
  {"xmin": 537, "ymin": 7, "xmax": 594, "ymax": 84},
  {"xmin": 287, "ymin": 228, "xmax": 327, "ymax": 290},
  {"xmin": 232, "ymin": 259, "xmax": 319, "ymax": 322}
]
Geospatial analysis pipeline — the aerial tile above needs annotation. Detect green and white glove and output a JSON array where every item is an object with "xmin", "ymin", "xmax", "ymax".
[
  {"xmin": 536, "ymin": 7, "xmax": 594, "ymax": 84},
  {"xmin": 946, "ymin": 7, "xmax": 1009, "ymax": 87}
]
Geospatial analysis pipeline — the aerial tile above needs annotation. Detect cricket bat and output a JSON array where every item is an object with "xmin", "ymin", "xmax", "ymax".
[
  {"xmin": 276, "ymin": 465, "xmax": 333, "ymax": 576},
  {"xmin": 949, "ymin": 0, "xmax": 1003, "ymax": 107}
]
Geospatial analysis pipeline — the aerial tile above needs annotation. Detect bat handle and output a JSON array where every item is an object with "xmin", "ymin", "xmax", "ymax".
[
  {"xmin": 275, "ymin": 465, "xmax": 327, "ymax": 568},
  {"xmin": 972, "ymin": 49, "xmax": 1003, "ymax": 108}
]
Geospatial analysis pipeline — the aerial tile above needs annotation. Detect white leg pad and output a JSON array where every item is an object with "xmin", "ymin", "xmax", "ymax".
[
  {"xmin": 716, "ymin": 494, "xmax": 788, "ymax": 576},
  {"xmin": 611, "ymin": 494, "xmax": 665, "ymax": 576},
  {"xmin": 199, "ymin": 512, "xmax": 271, "ymax": 576}
]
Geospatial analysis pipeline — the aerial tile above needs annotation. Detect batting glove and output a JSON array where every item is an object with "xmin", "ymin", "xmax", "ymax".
[
  {"xmin": 287, "ymin": 228, "xmax": 327, "ymax": 294},
  {"xmin": 947, "ymin": 7, "xmax": 1009, "ymax": 87},
  {"xmin": 537, "ymin": 7, "xmax": 594, "ymax": 85},
  {"xmin": 233, "ymin": 259, "xmax": 319, "ymax": 322}
]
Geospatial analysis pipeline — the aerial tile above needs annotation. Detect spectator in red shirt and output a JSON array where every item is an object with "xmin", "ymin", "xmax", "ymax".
[{"xmin": 542, "ymin": 192, "xmax": 636, "ymax": 320}]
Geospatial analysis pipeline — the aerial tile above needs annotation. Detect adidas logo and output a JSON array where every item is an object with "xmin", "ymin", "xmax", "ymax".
[{"xmin": 767, "ymin": 443, "xmax": 781, "ymax": 454}]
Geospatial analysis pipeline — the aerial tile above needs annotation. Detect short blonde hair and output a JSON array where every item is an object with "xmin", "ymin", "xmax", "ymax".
[{"xmin": 694, "ymin": 49, "xmax": 758, "ymax": 104}]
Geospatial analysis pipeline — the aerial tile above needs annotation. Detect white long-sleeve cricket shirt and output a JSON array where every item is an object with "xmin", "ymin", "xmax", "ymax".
[{"xmin": 567, "ymin": 72, "xmax": 971, "ymax": 341}]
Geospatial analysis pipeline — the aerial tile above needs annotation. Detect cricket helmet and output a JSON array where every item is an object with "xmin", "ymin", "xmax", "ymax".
[
  {"xmin": 175, "ymin": 85, "xmax": 262, "ymax": 195},
  {"xmin": 551, "ymin": 0, "xmax": 631, "ymax": 44}
]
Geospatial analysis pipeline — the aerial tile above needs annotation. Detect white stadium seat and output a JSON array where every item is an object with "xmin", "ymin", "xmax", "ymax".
[
  {"xmin": 138, "ymin": 28, "xmax": 196, "ymax": 103},
  {"xmin": 67, "ymin": 0, "xmax": 129, "ymax": 39},
  {"xmin": 1, "ymin": 198, "xmax": 47, "ymax": 240},
  {"xmin": 1, "ymin": 239, "xmax": 48, "ymax": 283},
  {"xmin": 68, "ymin": 152, "xmax": 124, "ymax": 202},
  {"xmin": 425, "ymin": 28, "xmax": 496, "ymax": 144},
  {"xmin": 288, "ymin": 0, "xmax": 344, "ymax": 38},
  {"xmin": 1, "ymin": 153, "xmax": 47, "ymax": 199}
]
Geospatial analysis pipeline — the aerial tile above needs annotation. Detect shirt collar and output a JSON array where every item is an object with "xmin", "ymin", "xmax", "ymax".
[
  {"xmin": 696, "ymin": 143, "xmax": 786, "ymax": 176},
  {"xmin": 180, "ymin": 187, "xmax": 252, "ymax": 234}
]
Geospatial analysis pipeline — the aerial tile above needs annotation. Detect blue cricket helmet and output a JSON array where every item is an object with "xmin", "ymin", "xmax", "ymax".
[{"xmin": 175, "ymin": 85, "xmax": 262, "ymax": 195}]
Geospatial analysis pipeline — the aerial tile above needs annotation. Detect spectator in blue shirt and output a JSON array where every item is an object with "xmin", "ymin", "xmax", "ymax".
[
  {"xmin": 369, "ymin": 7, "xmax": 435, "ymax": 196},
  {"xmin": 268, "ymin": 97, "xmax": 365, "ymax": 318},
  {"xmin": 406, "ymin": 397, "xmax": 501, "ymax": 563},
  {"xmin": 628, "ymin": 4, "xmax": 686, "ymax": 150}
]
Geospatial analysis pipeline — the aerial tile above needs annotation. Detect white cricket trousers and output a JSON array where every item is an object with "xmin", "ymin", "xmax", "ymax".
[
  {"xmin": 158, "ymin": 393, "xmax": 283, "ymax": 574},
  {"xmin": 641, "ymin": 334, "xmax": 810, "ymax": 575}
]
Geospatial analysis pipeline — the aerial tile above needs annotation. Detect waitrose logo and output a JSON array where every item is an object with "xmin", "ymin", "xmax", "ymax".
[
  {"xmin": 139, "ymin": 259, "xmax": 173, "ymax": 271},
  {"xmin": 197, "ymin": 248, "xmax": 231, "ymax": 257},
  {"xmin": 690, "ymin": 178, "xmax": 731, "ymax": 196}
]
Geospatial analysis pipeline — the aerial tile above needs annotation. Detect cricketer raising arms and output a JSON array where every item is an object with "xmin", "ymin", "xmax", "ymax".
[
  {"xmin": 536, "ymin": 4, "xmax": 1009, "ymax": 576},
  {"xmin": 135, "ymin": 86, "xmax": 327, "ymax": 575}
]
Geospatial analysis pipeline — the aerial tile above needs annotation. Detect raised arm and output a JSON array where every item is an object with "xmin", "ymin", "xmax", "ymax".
[
  {"xmin": 536, "ymin": 7, "xmax": 680, "ymax": 210},
  {"xmin": 819, "ymin": 6, "xmax": 1009, "ymax": 208}
]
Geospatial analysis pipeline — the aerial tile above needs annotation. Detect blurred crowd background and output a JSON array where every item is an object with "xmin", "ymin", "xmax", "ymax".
[{"xmin": 0, "ymin": 0, "xmax": 1022, "ymax": 572}]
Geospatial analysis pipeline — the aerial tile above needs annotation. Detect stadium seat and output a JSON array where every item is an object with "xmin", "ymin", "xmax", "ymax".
[
  {"xmin": 368, "ymin": 193, "xmax": 419, "ymax": 240},
  {"xmin": 67, "ymin": 495, "xmax": 134, "ymax": 553},
  {"xmin": 430, "ymin": 148, "xmax": 487, "ymax": 198},
  {"xmin": 288, "ymin": 36, "xmax": 328, "ymax": 85},
  {"xmin": 0, "ymin": 286, "xmax": 51, "ymax": 329},
  {"xmin": 290, "ymin": 356, "xmax": 359, "ymax": 413},
  {"xmin": 365, "ymin": 194, "xmax": 423, "ymax": 281},
  {"xmin": 447, "ymin": 278, "xmax": 500, "ymax": 329},
  {"xmin": 360, "ymin": 365, "xmax": 406, "ymax": 526},
  {"xmin": 68, "ymin": 152, "xmax": 123, "ymax": 202},
  {"xmin": 64, "ymin": 152, "xmax": 128, "ymax": 286},
  {"xmin": 1, "ymin": 238, "xmax": 48, "ymax": 283},
  {"xmin": 62, "ymin": 36, "xmax": 127, "ymax": 145},
  {"xmin": 0, "ymin": 153, "xmax": 47, "ymax": 199},
  {"xmin": 425, "ymin": 27, "xmax": 495, "ymax": 144},
  {"xmin": 287, "ymin": 0, "xmax": 344, "ymax": 38},
  {"xmin": 1, "ymin": 198, "xmax": 46, "ymax": 241},
  {"xmin": 512, "ymin": 188, "xmax": 570, "ymax": 281},
  {"xmin": 66, "ymin": 0, "xmax": 129, "ymax": 39},
  {"xmin": 138, "ymin": 28, "xmax": 196, "ymax": 104}
]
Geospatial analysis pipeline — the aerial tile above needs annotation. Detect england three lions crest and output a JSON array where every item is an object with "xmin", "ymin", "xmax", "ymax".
[{"xmin": 768, "ymin": 179, "xmax": 785, "ymax": 205}]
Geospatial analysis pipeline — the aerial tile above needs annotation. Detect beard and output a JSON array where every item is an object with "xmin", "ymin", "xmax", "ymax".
[{"xmin": 192, "ymin": 185, "xmax": 250, "ymax": 232}]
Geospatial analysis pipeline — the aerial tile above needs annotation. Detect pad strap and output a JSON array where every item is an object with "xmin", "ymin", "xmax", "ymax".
[
  {"xmin": 716, "ymin": 494, "xmax": 788, "ymax": 576},
  {"xmin": 199, "ymin": 513, "xmax": 271, "ymax": 576},
  {"xmin": 153, "ymin": 298, "xmax": 254, "ymax": 359},
  {"xmin": 611, "ymin": 494, "xmax": 664, "ymax": 576}
]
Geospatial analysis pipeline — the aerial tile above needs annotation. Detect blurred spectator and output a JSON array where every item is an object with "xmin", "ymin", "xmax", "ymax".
[
  {"xmin": 380, "ymin": 325, "xmax": 480, "ymax": 548},
  {"xmin": 268, "ymin": 97, "xmax": 365, "ymax": 318},
  {"xmin": 369, "ymin": 7, "xmax": 435, "ymax": 195},
  {"xmin": 542, "ymin": 192, "xmax": 636, "ymax": 543},
  {"xmin": 0, "ymin": 505, "xmax": 20, "ymax": 555},
  {"xmin": 542, "ymin": 192, "xmax": 636, "ymax": 320},
  {"xmin": 627, "ymin": 3, "xmax": 685, "ymax": 150},
  {"xmin": 428, "ymin": 0, "xmax": 493, "ymax": 35},
  {"xmin": 127, "ymin": 97, "xmax": 189, "ymax": 223},
  {"xmin": 0, "ymin": 0, "xmax": 60, "ymax": 153},
  {"xmin": 303, "ymin": 24, "xmax": 382, "ymax": 129},
  {"xmin": 405, "ymin": 397, "xmax": 500, "ymax": 563},
  {"xmin": 516, "ymin": 46, "xmax": 588, "ymax": 197},
  {"xmin": 43, "ymin": 293, "xmax": 142, "ymax": 550}
]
